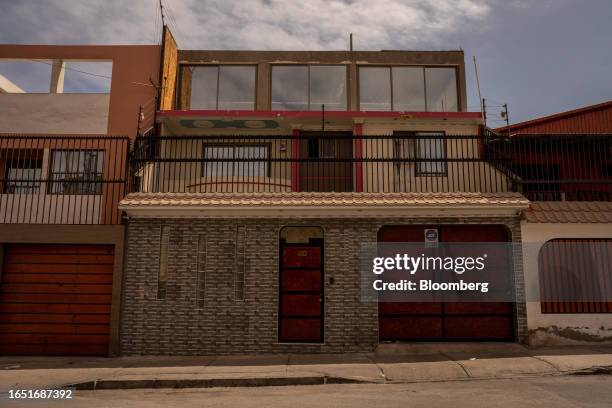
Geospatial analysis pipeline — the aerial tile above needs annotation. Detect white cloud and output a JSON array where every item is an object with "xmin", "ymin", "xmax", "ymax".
[{"xmin": 1, "ymin": 0, "xmax": 498, "ymax": 50}]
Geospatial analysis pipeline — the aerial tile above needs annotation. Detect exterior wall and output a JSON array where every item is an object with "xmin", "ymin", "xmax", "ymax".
[
  {"xmin": 121, "ymin": 215, "xmax": 524, "ymax": 355},
  {"xmin": 521, "ymin": 222, "xmax": 612, "ymax": 346},
  {"xmin": 0, "ymin": 94, "xmax": 110, "ymax": 134},
  {"xmin": 0, "ymin": 224, "xmax": 125, "ymax": 355},
  {"xmin": 175, "ymin": 50, "xmax": 468, "ymax": 112},
  {"xmin": 0, "ymin": 44, "xmax": 160, "ymax": 138}
]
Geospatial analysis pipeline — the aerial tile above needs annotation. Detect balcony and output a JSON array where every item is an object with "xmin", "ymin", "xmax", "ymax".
[
  {"xmin": 486, "ymin": 134, "xmax": 612, "ymax": 202},
  {"xmin": 0, "ymin": 136, "xmax": 129, "ymax": 224},
  {"xmin": 130, "ymin": 134, "xmax": 612, "ymax": 201},
  {"xmin": 130, "ymin": 134, "xmax": 516, "ymax": 194}
]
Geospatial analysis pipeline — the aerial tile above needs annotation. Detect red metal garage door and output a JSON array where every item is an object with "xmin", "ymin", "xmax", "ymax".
[
  {"xmin": 378, "ymin": 225, "xmax": 514, "ymax": 341},
  {"xmin": 0, "ymin": 244, "xmax": 113, "ymax": 355}
]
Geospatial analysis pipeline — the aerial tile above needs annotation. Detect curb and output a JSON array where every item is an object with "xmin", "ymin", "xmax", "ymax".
[{"xmin": 69, "ymin": 376, "xmax": 369, "ymax": 390}]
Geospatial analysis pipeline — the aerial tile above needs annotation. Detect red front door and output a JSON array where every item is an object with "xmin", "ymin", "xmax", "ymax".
[
  {"xmin": 378, "ymin": 225, "xmax": 514, "ymax": 341},
  {"xmin": 279, "ymin": 239, "xmax": 324, "ymax": 343}
]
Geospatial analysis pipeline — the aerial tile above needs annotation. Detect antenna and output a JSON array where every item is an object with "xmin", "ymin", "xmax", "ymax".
[
  {"xmin": 473, "ymin": 56, "xmax": 484, "ymax": 120},
  {"xmin": 349, "ymin": 33, "xmax": 353, "ymax": 51}
]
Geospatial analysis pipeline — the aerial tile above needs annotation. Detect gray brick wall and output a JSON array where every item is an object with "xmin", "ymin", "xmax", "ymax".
[{"xmin": 120, "ymin": 216, "xmax": 525, "ymax": 355}]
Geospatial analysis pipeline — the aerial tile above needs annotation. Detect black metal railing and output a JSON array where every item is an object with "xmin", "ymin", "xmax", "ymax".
[
  {"xmin": 486, "ymin": 134, "xmax": 612, "ymax": 202},
  {"xmin": 0, "ymin": 136, "xmax": 130, "ymax": 224},
  {"xmin": 130, "ymin": 134, "xmax": 517, "ymax": 194}
]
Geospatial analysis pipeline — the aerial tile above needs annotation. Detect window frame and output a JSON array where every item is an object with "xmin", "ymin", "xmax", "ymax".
[
  {"xmin": 413, "ymin": 132, "xmax": 448, "ymax": 177},
  {"xmin": 47, "ymin": 149, "xmax": 105, "ymax": 195},
  {"xmin": 3, "ymin": 151, "xmax": 43, "ymax": 194},
  {"xmin": 270, "ymin": 64, "xmax": 349, "ymax": 111},
  {"xmin": 539, "ymin": 238, "xmax": 612, "ymax": 314},
  {"xmin": 181, "ymin": 64, "xmax": 258, "ymax": 111},
  {"xmin": 357, "ymin": 65, "xmax": 460, "ymax": 112},
  {"xmin": 201, "ymin": 142, "xmax": 272, "ymax": 178}
]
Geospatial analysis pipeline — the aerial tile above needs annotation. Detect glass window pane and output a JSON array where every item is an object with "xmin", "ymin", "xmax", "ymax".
[
  {"xmin": 309, "ymin": 66, "xmax": 347, "ymax": 111},
  {"xmin": 392, "ymin": 67, "xmax": 426, "ymax": 111},
  {"xmin": 416, "ymin": 134, "xmax": 446, "ymax": 174},
  {"xmin": 190, "ymin": 66, "xmax": 218, "ymax": 109},
  {"xmin": 271, "ymin": 66, "xmax": 308, "ymax": 110},
  {"xmin": 272, "ymin": 65, "xmax": 308, "ymax": 110},
  {"xmin": 425, "ymin": 68, "xmax": 458, "ymax": 112},
  {"xmin": 218, "ymin": 66, "xmax": 256, "ymax": 110},
  {"xmin": 203, "ymin": 145, "xmax": 233, "ymax": 177},
  {"xmin": 359, "ymin": 67, "xmax": 391, "ymax": 111},
  {"xmin": 234, "ymin": 145, "xmax": 268, "ymax": 177},
  {"xmin": 49, "ymin": 150, "xmax": 104, "ymax": 194}
]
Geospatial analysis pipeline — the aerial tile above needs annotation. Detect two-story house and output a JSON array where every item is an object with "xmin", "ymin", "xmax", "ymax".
[
  {"xmin": 118, "ymin": 28, "xmax": 530, "ymax": 355},
  {"xmin": 0, "ymin": 44, "xmax": 160, "ymax": 355}
]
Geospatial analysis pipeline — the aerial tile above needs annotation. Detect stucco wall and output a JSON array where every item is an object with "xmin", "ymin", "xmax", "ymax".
[
  {"xmin": 0, "ymin": 93, "xmax": 110, "ymax": 134},
  {"xmin": 521, "ymin": 222, "xmax": 612, "ymax": 346}
]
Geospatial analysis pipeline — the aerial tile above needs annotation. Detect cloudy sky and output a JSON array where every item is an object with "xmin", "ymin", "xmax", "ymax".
[{"xmin": 1, "ymin": 0, "xmax": 611, "ymax": 125}]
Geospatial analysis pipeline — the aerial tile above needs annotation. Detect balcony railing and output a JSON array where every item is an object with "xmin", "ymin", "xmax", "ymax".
[
  {"xmin": 130, "ymin": 134, "xmax": 517, "ymax": 194},
  {"xmin": 486, "ymin": 134, "xmax": 612, "ymax": 202},
  {"xmin": 0, "ymin": 136, "xmax": 130, "ymax": 224}
]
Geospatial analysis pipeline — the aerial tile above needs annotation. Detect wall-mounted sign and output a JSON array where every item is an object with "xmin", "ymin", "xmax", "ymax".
[{"xmin": 424, "ymin": 228, "xmax": 439, "ymax": 247}]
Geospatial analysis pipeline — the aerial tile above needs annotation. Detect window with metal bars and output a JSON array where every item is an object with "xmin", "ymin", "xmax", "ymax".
[
  {"xmin": 3, "ymin": 150, "xmax": 43, "ymax": 193},
  {"xmin": 48, "ymin": 150, "xmax": 104, "ymax": 195},
  {"xmin": 539, "ymin": 239, "xmax": 612, "ymax": 313}
]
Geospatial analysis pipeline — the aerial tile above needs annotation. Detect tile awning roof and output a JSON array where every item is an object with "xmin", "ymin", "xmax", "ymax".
[
  {"xmin": 524, "ymin": 201, "xmax": 612, "ymax": 223},
  {"xmin": 120, "ymin": 192, "xmax": 529, "ymax": 218}
]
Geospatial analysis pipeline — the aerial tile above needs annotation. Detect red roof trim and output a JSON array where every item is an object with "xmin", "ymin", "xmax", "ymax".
[
  {"xmin": 158, "ymin": 110, "xmax": 483, "ymax": 120},
  {"xmin": 496, "ymin": 100, "xmax": 612, "ymax": 133}
]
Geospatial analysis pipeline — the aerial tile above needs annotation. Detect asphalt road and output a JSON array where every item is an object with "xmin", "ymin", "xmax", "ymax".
[{"xmin": 4, "ymin": 376, "xmax": 612, "ymax": 408}]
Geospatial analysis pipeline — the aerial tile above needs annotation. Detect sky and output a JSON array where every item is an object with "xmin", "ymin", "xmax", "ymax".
[{"xmin": 0, "ymin": 0, "xmax": 611, "ymax": 126}]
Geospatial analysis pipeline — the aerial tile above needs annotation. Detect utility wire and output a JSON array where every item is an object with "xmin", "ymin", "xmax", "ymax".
[{"xmin": 28, "ymin": 59, "xmax": 111, "ymax": 79}]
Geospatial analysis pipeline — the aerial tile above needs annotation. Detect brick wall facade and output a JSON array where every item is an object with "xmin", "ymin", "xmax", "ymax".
[{"xmin": 120, "ymin": 216, "xmax": 525, "ymax": 355}]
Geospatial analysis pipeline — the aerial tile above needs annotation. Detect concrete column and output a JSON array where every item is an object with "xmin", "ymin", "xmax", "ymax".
[{"xmin": 49, "ymin": 59, "xmax": 66, "ymax": 93}]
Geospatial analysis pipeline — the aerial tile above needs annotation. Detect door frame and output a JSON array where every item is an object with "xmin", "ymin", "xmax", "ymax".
[{"xmin": 278, "ymin": 227, "xmax": 325, "ymax": 343}]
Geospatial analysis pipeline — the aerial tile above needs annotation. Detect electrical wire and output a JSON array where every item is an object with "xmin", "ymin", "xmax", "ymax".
[{"xmin": 27, "ymin": 59, "xmax": 111, "ymax": 79}]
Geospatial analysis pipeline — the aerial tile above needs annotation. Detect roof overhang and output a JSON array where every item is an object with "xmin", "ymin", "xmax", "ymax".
[
  {"xmin": 523, "ymin": 201, "xmax": 612, "ymax": 224},
  {"xmin": 120, "ymin": 192, "xmax": 529, "ymax": 219}
]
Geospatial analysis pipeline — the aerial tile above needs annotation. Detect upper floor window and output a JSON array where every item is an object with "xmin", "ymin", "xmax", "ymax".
[
  {"xmin": 359, "ymin": 66, "xmax": 458, "ymax": 112},
  {"xmin": 202, "ymin": 144, "xmax": 270, "ymax": 178},
  {"xmin": 3, "ymin": 150, "xmax": 43, "ymax": 193},
  {"xmin": 188, "ymin": 65, "xmax": 256, "ymax": 110},
  {"xmin": 49, "ymin": 150, "xmax": 104, "ymax": 195},
  {"xmin": 271, "ymin": 65, "xmax": 347, "ymax": 111}
]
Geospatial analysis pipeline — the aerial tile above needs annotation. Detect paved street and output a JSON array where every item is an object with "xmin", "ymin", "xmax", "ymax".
[{"xmin": 3, "ymin": 376, "xmax": 612, "ymax": 408}]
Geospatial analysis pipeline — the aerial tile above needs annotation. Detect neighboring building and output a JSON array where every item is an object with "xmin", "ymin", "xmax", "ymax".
[
  {"xmin": 0, "ymin": 44, "xmax": 160, "ymax": 355},
  {"xmin": 497, "ymin": 100, "xmax": 612, "ymax": 135},
  {"xmin": 118, "ymin": 28, "xmax": 531, "ymax": 355},
  {"xmin": 496, "ymin": 102, "xmax": 612, "ymax": 346}
]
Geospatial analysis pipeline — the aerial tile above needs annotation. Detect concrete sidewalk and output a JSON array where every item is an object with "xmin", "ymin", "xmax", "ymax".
[{"xmin": 2, "ymin": 344, "xmax": 612, "ymax": 390}]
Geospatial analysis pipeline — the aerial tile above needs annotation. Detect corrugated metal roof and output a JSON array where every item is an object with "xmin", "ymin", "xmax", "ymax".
[
  {"xmin": 524, "ymin": 201, "xmax": 612, "ymax": 223},
  {"xmin": 496, "ymin": 100, "xmax": 612, "ymax": 135}
]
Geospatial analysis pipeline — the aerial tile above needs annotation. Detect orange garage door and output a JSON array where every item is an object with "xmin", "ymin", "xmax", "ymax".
[{"xmin": 0, "ymin": 244, "xmax": 114, "ymax": 355}]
